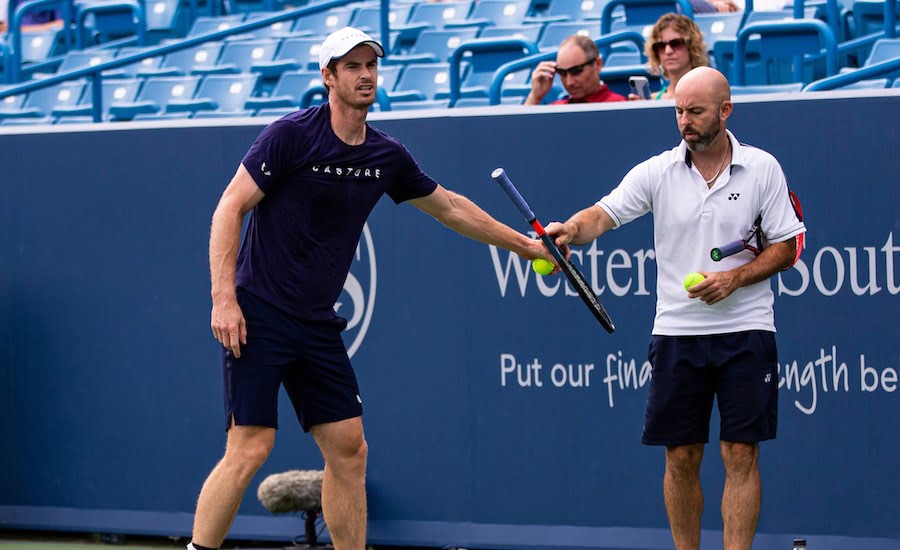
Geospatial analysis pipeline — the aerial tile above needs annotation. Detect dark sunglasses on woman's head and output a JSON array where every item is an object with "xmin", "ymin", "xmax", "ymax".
[
  {"xmin": 555, "ymin": 58, "xmax": 596, "ymax": 77},
  {"xmin": 652, "ymin": 38, "xmax": 688, "ymax": 55}
]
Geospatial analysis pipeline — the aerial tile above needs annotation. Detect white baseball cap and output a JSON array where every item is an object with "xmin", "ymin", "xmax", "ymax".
[{"xmin": 318, "ymin": 27, "xmax": 385, "ymax": 70}]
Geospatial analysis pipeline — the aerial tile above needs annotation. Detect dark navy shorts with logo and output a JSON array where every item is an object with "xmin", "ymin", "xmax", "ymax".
[
  {"xmin": 642, "ymin": 330, "xmax": 778, "ymax": 446},
  {"xmin": 222, "ymin": 287, "xmax": 363, "ymax": 433}
]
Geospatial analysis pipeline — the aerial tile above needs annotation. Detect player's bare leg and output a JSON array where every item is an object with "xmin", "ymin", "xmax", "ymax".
[
  {"xmin": 721, "ymin": 441, "xmax": 760, "ymax": 550},
  {"xmin": 311, "ymin": 417, "xmax": 368, "ymax": 550},
  {"xmin": 664, "ymin": 444, "xmax": 705, "ymax": 550},
  {"xmin": 193, "ymin": 421, "xmax": 276, "ymax": 547}
]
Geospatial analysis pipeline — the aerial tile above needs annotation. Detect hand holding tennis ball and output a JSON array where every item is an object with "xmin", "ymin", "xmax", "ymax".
[
  {"xmin": 683, "ymin": 272, "xmax": 706, "ymax": 291},
  {"xmin": 532, "ymin": 258, "xmax": 555, "ymax": 276}
]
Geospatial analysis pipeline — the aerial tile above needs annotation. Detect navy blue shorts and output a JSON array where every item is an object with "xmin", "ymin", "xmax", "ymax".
[
  {"xmin": 222, "ymin": 288, "xmax": 363, "ymax": 433},
  {"xmin": 642, "ymin": 331, "xmax": 778, "ymax": 446}
]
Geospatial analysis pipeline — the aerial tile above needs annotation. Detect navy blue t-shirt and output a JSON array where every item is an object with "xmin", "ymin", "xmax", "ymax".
[{"xmin": 237, "ymin": 103, "xmax": 438, "ymax": 320}]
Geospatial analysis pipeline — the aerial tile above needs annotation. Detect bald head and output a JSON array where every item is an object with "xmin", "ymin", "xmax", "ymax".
[
  {"xmin": 674, "ymin": 67, "xmax": 733, "ymax": 153},
  {"xmin": 676, "ymin": 66, "xmax": 730, "ymax": 104}
]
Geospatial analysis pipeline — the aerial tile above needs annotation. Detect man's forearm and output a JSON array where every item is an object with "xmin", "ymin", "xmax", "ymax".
[
  {"xmin": 732, "ymin": 238, "xmax": 797, "ymax": 288},
  {"xmin": 209, "ymin": 205, "xmax": 244, "ymax": 301},
  {"xmin": 567, "ymin": 205, "xmax": 616, "ymax": 246}
]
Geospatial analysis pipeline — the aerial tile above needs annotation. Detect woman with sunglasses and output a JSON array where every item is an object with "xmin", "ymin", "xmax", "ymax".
[{"xmin": 632, "ymin": 14, "xmax": 710, "ymax": 101}]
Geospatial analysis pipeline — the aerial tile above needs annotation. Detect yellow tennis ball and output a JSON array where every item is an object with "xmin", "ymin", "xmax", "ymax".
[
  {"xmin": 683, "ymin": 272, "xmax": 705, "ymax": 291},
  {"xmin": 532, "ymin": 258, "xmax": 554, "ymax": 276}
]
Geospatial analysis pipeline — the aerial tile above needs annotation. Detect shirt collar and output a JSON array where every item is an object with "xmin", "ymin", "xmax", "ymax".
[{"xmin": 679, "ymin": 129, "xmax": 745, "ymax": 169}]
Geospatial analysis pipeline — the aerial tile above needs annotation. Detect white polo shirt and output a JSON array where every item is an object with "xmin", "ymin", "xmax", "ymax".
[{"xmin": 597, "ymin": 130, "xmax": 806, "ymax": 336}]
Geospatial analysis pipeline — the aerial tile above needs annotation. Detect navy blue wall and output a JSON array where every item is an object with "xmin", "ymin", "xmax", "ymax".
[{"xmin": 1, "ymin": 95, "xmax": 898, "ymax": 549}]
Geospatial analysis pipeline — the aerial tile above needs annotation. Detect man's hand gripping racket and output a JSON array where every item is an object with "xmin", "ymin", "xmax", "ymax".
[{"xmin": 491, "ymin": 168, "xmax": 616, "ymax": 333}]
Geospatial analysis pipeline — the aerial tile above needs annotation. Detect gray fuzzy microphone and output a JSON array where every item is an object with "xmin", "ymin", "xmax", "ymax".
[{"xmin": 257, "ymin": 470, "xmax": 325, "ymax": 546}]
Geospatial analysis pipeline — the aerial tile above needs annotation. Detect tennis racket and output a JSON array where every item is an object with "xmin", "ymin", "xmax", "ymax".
[
  {"xmin": 491, "ymin": 168, "xmax": 616, "ymax": 333},
  {"xmin": 710, "ymin": 189, "xmax": 804, "ymax": 269}
]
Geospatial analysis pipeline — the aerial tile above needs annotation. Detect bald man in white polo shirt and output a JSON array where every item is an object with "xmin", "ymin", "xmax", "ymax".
[{"xmin": 546, "ymin": 67, "xmax": 805, "ymax": 550}]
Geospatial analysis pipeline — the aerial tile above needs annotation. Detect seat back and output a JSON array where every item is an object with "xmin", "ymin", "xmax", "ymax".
[
  {"xmin": 162, "ymin": 42, "xmax": 225, "ymax": 72},
  {"xmin": 272, "ymin": 70, "xmax": 325, "ymax": 99},
  {"xmin": 545, "ymin": 0, "xmax": 609, "ymax": 20},
  {"xmin": 20, "ymin": 30, "xmax": 62, "ymax": 63},
  {"xmin": 479, "ymin": 25, "xmax": 543, "ymax": 41},
  {"xmin": 377, "ymin": 64, "xmax": 403, "ymax": 91},
  {"xmin": 276, "ymin": 37, "xmax": 323, "ymax": 69},
  {"xmin": 407, "ymin": 1, "xmax": 475, "ymax": 29},
  {"xmin": 395, "ymin": 62, "xmax": 452, "ymax": 99},
  {"xmin": 218, "ymin": 39, "xmax": 281, "ymax": 72},
  {"xmin": 467, "ymin": 0, "xmax": 532, "ymax": 26},
  {"xmin": 136, "ymin": 76, "xmax": 202, "ymax": 106},
  {"xmin": 188, "ymin": 15, "xmax": 247, "ymax": 37},
  {"xmin": 195, "ymin": 74, "xmax": 260, "ymax": 111},
  {"xmin": 538, "ymin": 21, "xmax": 598, "ymax": 51},
  {"xmin": 292, "ymin": 7, "xmax": 356, "ymax": 35},
  {"xmin": 57, "ymin": 50, "xmax": 117, "ymax": 73},
  {"xmin": 24, "ymin": 82, "xmax": 86, "ymax": 112},
  {"xmin": 351, "ymin": 4, "xmax": 415, "ymax": 32},
  {"xmin": 410, "ymin": 29, "xmax": 480, "ymax": 61}
]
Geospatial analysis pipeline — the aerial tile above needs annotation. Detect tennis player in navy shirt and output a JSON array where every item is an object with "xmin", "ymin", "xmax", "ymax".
[{"xmin": 190, "ymin": 27, "xmax": 551, "ymax": 550}]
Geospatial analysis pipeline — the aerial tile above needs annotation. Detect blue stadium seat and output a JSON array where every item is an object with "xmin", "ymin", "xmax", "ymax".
[
  {"xmin": 144, "ymin": 0, "xmax": 189, "ymax": 39},
  {"xmin": 0, "ymin": 82, "xmax": 85, "ymax": 119},
  {"xmin": 402, "ymin": 1, "xmax": 475, "ymax": 31},
  {"xmin": 446, "ymin": 38, "xmax": 538, "ymax": 102},
  {"xmin": 52, "ymin": 78, "xmax": 142, "ymax": 120},
  {"xmin": 851, "ymin": 0, "xmax": 900, "ymax": 38},
  {"xmin": 292, "ymin": 7, "xmax": 356, "ymax": 36},
  {"xmin": 893, "ymin": 77, "xmax": 900, "ymax": 87},
  {"xmin": 244, "ymin": 70, "xmax": 323, "ymax": 109},
  {"xmin": 603, "ymin": 0, "xmax": 693, "ymax": 37},
  {"xmin": 115, "ymin": 46, "xmax": 166, "ymax": 76},
  {"xmin": 743, "ymin": 8, "xmax": 818, "ymax": 26},
  {"xmin": 0, "ymin": 94, "xmax": 27, "ymax": 112},
  {"xmin": 55, "ymin": 50, "xmax": 117, "ymax": 74},
  {"xmin": 390, "ymin": 62, "xmax": 453, "ymax": 102},
  {"xmin": 732, "ymin": 19, "xmax": 839, "ymax": 85},
  {"xmin": 188, "ymin": 15, "xmax": 247, "ymax": 37},
  {"xmin": 865, "ymin": 37, "xmax": 900, "ymax": 64},
  {"xmin": 479, "ymin": 25, "xmax": 544, "ymax": 41},
  {"xmin": 538, "ymin": 22, "xmax": 599, "ymax": 51},
  {"xmin": 377, "ymin": 64, "xmax": 404, "ymax": 92},
  {"xmin": 243, "ymin": 12, "xmax": 305, "ymax": 39},
  {"xmin": 139, "ymin": 42, "xmax": 225, "ymax": 76},
  {"xmin": 538, "ymin": 0, "xmax": 609, "ymax": 21},
  {"xmin": 351, "ymin": 4, "xmax": 415, "ymax": 33},
  {"xmin": 20, "ymin": 30, "xmax": 63, "ymax": 63},
  {"xmin": 252, "ymin": 37, "xmax": 321, "ymax": 74},
  {"xmin": 604, "ymin": 50, "xmax": 642, "ymax": 65},
  {"xmin": 166, "ymin": 73, "xmax": 260, "ymax": 115},
  {"xmin": 108, "ymin": 75, "xmax": 202, "ymax": 120},
  {"xmin": 193, "ymin": 38, "xmax": 280, "ymax": 74},
  {"xmin": 445, "ymin": 0, "xmax": 533, "ymax": 29},
  {"xmin": 387, "ymin": 28, "xmax": 480, "ymax": 64},
  {"xmin": 694, "ymin": 12, "xmax": 742, "ymax": 54}
]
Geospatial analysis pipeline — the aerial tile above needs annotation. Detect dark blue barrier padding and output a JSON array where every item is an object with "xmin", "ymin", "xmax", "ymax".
[{"xmin": 1, "ymin": 94, "xmax": 898, "ymax": 549}]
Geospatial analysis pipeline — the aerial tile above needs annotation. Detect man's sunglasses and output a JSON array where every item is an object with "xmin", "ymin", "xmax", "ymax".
[
  {"xmin": 555, "ymin": 58, "xmax": 596, "ymax": 77},
  {"xmin": 651, "ymin": 38, "xmax": 688, "ymax": 55}
]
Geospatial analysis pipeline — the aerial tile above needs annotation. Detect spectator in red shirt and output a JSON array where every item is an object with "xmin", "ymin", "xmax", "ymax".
[{"xmin": 524, "ymin": 34, "xmax": 626, "ymax": 105}]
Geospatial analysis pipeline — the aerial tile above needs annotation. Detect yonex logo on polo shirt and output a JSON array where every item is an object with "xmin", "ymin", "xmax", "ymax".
[
  {"xmin": 729, "ymin": 193, "xmax": 741, "ymax": 200},
  {"xmin": 261, "ymin": 162, "xmax": 271, "ymax": 176}
]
